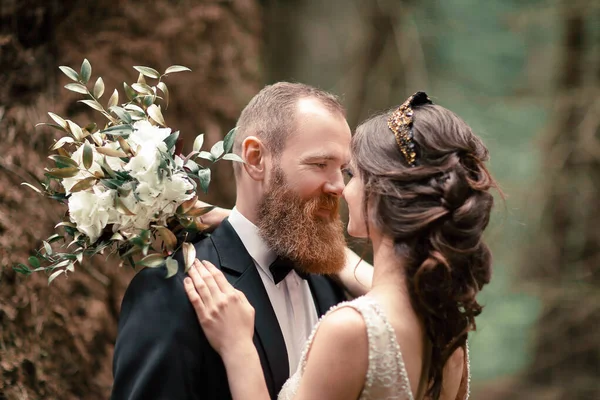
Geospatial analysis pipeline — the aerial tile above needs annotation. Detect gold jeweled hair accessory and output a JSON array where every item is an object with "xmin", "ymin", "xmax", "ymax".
[{"xmin": 387, "ymin": 91, "xmax": 433, "ymax": 167}]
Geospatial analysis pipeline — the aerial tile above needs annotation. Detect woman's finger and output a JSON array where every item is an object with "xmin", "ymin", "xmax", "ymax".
[
  {"xmin": 196, "ymin": 259, "xmax": 223, "ymax": 299},
  {"xmin": 184, "ymin": 277, "xmax": 206, "ymax": 320},
  {"xmin": 189, "ymin": 259, "xmax": 213, "ymax": 308},
  {"xmin": 202, "ymin": 260, "xmax": 233, "ymax": 294}
]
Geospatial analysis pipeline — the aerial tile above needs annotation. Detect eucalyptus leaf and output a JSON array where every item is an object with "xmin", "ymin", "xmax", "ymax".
[
  {"xmin": 96, "ymin": 146, "xmax": 128, "ymax": 158},
  {"xmin": 155, "ymin": 226, "xmax": 177, "ymax": 252},
  {"xmin": 147, "ymin": 104, "xmax": 166, "ymax": 127},
  {"xmin": 55, "ymin": 221, "xmax": 77, "ymax": 229},
  {"xmin": 107, "ymin": 89, "xmax": 119, "ymax": 108},
  {"xmin": 157, "ymin": 82, "xmax": 169, "ymax": 109},
  {"xmin": 142, "ymin": 95, "xmax": 155, "ymax": 107},
  {"xmin": 13, "ymin": 263, "xmax": 32, "ymax": 276},
  {"xmin": 136, "ymin": 253, "xmax": 165, "ymax": 268},
  {"xmin": 117, "ymin": 136, "xmax": 132, "ymax": 154},
  {"xmin": 165, "ymin": 257, "xmax": 178, "ymax": 278},
  {"xmin": 164, "ymin": 131, "xmax": 179, "ymax": 151},
  {"xmin": 48, "ymin": 269, "xmax": 65, "ymax": 285},
  {"xmin": 80, "ymin": 59, "xmax": 92, "ymax": 84},
  {"xmin": 93, "ymin": 77, "xmax": 105, "ymax": 98},
  {"xmin": 164, "ymin": 65, "xmax": 192, "ymax": 75},
  {"xmin": 28, "ymin": 256, "xmax": 40, "ymax": 268},
  {"xmin": 70, "ymin": 177, "xmax": 97, "ymax": 192},
  {"xmin": 82, "ymin": 143, "xmax": 93, "ymax": 169},
  {"xmin": 65, "ymin": 83, "xmax": 89, "ymax": 95},
  {"xmin": 198, "ymin": 151, "xmax": 215, "ymax": 161},
  {"xmin": 51, "ymin": 136, "xmax": 75, "ymax": 150},
  {"xmin": 131, "ymin": 83, "xmax": 154, "ymax": 95},
  {"xmin": 222, "ymin": 153, "xmax": 245, "ymax": 163},
  {"xmin": 109, "ymin": 106, "xmax": 133, "ymax": 124},
  {"xmin": 134, "ymin": 66, "xmax": 161, "ymax": 79},
  {"xmin": 43, "ymin": 240, "xmax": 53, "ymax": 256},
  {"xmin": 182, "ymin": 242, "xmax": 196, "ymax": 272},
  {"xmin": 66, "ymin": 120, "xmax": 84, "ymax": 141},
  {"xmin": 137, "ymin": 73, "xmax": 147, "ymax": 85},
  {"xmin": 210, "ymin": 141, "xmax": 224, "ymax": 159},
  {"xmin": 193, "ymin": 134, "xmax": 205, "ymax": 152},
  {"xmin": 48, "ymin": 112, "xmax": 68, "ymax": 129},
  {"xmin": 223, "ymin": 127, "xmax": 236, "ymax": 153},
  {"xmin": 197, "ymin": 168, "xmax": 211, "ymax": 194},
  {"xmin": 36, "ymin": 122, "xmax": 67, "ymax": 133},
  {"xmin": 100, "ymin": 124, "xmax": 133, "ymax": 137},
  {"xmin": 59, "ymin": 66, "xmax": 79, "ymax": 82},
  {"xmin": 185, "ymin": 159, "xmax": 200, "ymax": 174},
  {"xmin": 49, "ymin": 155, "xmax": 78, "ymax": 168},
  {"xmin": 45, "ymin": 167, "xmax": 80, "ymax": 178},
  {"xmin": 123, "ymin": 82, "xmax": 137, "ymax": 101},
  {"xmin": 47, "ymin": 234, "xmax": 64, "ymax": 243},
  {"xmin": 79, "ymin": 99, "xmax": 105, "ymax": 113},
  {"xmin": 21, "ymin": 182, "xmax": 42, "ymax": 194}
]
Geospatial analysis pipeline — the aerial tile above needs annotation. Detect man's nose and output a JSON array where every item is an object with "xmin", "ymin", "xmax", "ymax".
[{"xmin": 323, "ymin": 170, "xmax": 345, "ymax": 196}]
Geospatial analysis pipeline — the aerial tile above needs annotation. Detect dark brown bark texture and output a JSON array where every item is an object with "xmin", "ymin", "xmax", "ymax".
[{"xmin": 0, "ymin": 1, "xmax": 262, "ymax": 399}]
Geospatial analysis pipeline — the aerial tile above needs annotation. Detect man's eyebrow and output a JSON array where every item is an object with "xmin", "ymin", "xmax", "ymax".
[{"xmin": 301, "ymin": 153, "xmax": 349, "ymax": 167}]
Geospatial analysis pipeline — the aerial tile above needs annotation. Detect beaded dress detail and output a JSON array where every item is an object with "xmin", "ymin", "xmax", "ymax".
[{"xmin": 278, "ymin": 296, "xmax": 470, "ymax": 400}]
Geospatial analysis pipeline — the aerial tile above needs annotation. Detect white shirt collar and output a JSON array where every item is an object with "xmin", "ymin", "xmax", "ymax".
[{"xmin": 228, "ymin": 207, "xmax": 277, "ymax": 278}]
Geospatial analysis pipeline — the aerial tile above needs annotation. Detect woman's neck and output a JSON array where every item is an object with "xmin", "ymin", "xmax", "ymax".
[{"xmin": 370, "ymin": 233, "xmax": 410, "ymax": 297}]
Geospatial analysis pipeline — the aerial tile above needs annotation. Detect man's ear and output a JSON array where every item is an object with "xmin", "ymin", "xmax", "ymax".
[{"xmin": 241, "ymin": 136, "xmax": 267, "ymax": 181}]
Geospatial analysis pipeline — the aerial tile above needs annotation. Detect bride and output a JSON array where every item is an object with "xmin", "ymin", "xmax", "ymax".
[{"xmin": 184, "ymin": 92, "xmax": 498, "ymax": 399}]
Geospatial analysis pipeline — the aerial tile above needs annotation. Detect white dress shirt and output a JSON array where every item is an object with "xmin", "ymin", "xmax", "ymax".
[{"xmin": 228, "ymin": 207, "xmax": 319, "ymax": 376}]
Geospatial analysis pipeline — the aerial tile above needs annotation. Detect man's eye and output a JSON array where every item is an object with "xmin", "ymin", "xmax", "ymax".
[
  {"xmin": 313, "ymin": 163, "xmax": 327, "ymax": 169},
  {"xmin": 342, "ymin": 168, "xmax": 354, "ymax": 178}
]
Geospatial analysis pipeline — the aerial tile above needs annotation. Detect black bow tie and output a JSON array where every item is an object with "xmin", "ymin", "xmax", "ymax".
[{"xmin": 269, "ymin": 257, "xmax": 308, "ymax": 284}]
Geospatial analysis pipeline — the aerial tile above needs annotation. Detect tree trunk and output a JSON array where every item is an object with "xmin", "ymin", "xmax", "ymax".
[{"xmin": 0, "ymin": 1, "xmax": 262, "ymax": 398}]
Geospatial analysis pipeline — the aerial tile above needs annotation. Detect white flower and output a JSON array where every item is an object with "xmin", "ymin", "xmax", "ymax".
[
  {"xmin": 128, "ymin": 120, "xmax": 171, "ymax": 153},
  {"xmin": 68, "ymin": 187, "xmax": 117, "ymax": 243}
]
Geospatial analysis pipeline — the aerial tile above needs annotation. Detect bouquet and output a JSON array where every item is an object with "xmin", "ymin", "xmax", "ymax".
[{"xmin": 14, "ymin": 59, "xmax": 242, "ymax": 284}]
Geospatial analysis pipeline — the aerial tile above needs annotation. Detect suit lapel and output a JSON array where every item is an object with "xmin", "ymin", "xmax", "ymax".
[{"xmin": 209, "ymin": 220, "xmax": 290, "ymax": 397}]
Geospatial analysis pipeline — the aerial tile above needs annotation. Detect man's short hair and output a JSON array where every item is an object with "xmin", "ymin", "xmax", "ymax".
[{"xmin": 233, "ymin": 82, "xmax": 346, "ymax": 159}]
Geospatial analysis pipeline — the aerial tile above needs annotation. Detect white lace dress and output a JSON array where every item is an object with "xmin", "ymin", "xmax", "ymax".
[{"xmin": 278, "ymin": 296, "xmax": 470, "ymax": 400}]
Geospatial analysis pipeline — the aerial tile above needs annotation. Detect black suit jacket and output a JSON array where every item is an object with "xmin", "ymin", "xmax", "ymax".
[{"xmin": 111, "ymin": 219, "xmax": 345, "ymax": 400}]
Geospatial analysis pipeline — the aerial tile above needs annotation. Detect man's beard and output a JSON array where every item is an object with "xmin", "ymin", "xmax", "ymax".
[{"xmin": 256, "ymin": 167, "xmax": 347, "ymax": 275}]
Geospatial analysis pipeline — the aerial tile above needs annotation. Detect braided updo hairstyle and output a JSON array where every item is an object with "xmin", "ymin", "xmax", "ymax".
[{"xmin": 352, "ymin": 103, "xmax": 498, "ymax": 399}]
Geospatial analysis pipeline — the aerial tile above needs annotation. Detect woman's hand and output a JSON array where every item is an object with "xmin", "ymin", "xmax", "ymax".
[
  {"xmin": 193, "ymin": 201, "xmax": 231, "ymax": 228},
  {"xmin": 184, "ymin": 259, "xmax": 255, "ymax": 359}
]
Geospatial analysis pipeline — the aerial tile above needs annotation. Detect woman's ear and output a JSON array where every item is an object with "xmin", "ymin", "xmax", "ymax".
[{"xmin": 241, "ymin": 136, "xmax": 267, "ymax": 181}]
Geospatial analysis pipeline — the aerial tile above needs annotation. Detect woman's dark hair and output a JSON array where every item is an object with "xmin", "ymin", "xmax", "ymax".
[{"xmin": 353, "ymin": 103, "xmax": 498, "ymax": 399}]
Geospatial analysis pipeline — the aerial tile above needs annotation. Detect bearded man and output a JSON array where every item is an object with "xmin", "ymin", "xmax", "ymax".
[{"xmin": 111, "ymin": 82, "xmax": 353, "ymax": 400}]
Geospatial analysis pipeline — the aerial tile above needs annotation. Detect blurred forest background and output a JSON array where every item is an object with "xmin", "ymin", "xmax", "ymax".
[{"xmin": 0, "ymin": 0, "xmax": 598, "ymax": 399}]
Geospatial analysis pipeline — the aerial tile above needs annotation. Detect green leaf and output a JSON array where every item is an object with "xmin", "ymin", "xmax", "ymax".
[
  {"xmin": 79, "ymin": 99, "xmax": 104, "ymax": 113},
  {"xmin": 51, "ymin": 136, "xmax": 75, "ymax": 150},
  {"xmin": 222, "ymin": 153, "xmax": 245, "ymax": 163},
  {"xmin": 184, "ymin": 159, "xmax": 200, "ymax": 174},
  {"xmin": 13, "ymin": 263, "xmax": 32, "ymax": 276},
  {"xmin": 28, "ymin": 256, "xmax": 40, "ymax": 268},
  {"xmin": 164, "ymin": 65, "xmax": 192, "ymax": 75},
  {"xmin": 198, "ymin": 151, "xmax": 215, "ymax": 161},
  {"xmin": 45, "ymin": 167, "xmax": 80, "ymax": 178},
  {"xmin": 49, "ymin": 155, "xmax": 78, "ymax": 168},
  {"xmin": 136, "ymin": 253, "xmax": 165, "ymax": 268},
  {"xmin": 93, "ymin": 77, "xmax": 105, "ymax": 98},
  {"xmin": 155, "ymin": 226, "xmax": 177, "ymax": 252},
  {"xmin": 96, "ymin": 146, "xmax": 128, "ymax": 158},
  {"xmin": 55, "ymin": 221, "xmax": 77, "ymax": 229},
  {"xmin": 182, "ymin": 242, "xmax": 196, "ymax": 272},
  {"xmin": 48, "ymin": 269, "xmax": 65, "ymax": 285},
  {"xmin": 100, "ymin": 124, "xmax": 133, "ymax": 137},
  {"xmin": 131, "ymin": 83, "xmax": 154, "ymax": 95},
  {"xmin": 193, "ymin": 134, "xmax": 204, "ymax": 152},
  {"xmin": 21, "ymin": 182, "xmax": 42, "ymax": 194},
  {"xmin": 147, "ymin": 104, "xmax": 166, "ymax": 126},
  {"xmin": 65, "ymin": 83, "xmax": 88, "ymax": 95},
  {"xmin": 107, "ymin": 88, "xmax": 119, "ymax": 108},
  {"xmin": 59, "ymin": 66, "xmax": 79, "ymax": 82},
  {"xmin": 185, "ymin": 205, "xmax": 215, "ymax": 217},
  {"xmin": 82, "ymin": 143, "xmax": 93, "ymax": 169},
  {"xmin": 210, "ymin": 141, "xmax": 224, "ymax": 159},
  {"xmin": 142, "ymin": 95, "xmax": 155, "ymax": 107},
  {"xmin": 47, "ymin": 234, "xmax": 64, "ymax": 243},
  {"xmin": 198, "ymin": 168, "xmax": 211, "ymax": 194},
  {"xmin": 109, "ymin": 106, "xmax": 132, "ymax": 124},
  {"xmin": 165, "ymin": 257, "xmax": 178, "ymax": 278},
  {"xmin": 223, "ymin": 127, "xmax": 236, "ymax": 153},
  {"xmin": 43, "ymin": 240, "xmax": 53, "ymax": 256},
  {"xmin": 70, "ymin": 177, "xmax": 97, "ymax": 193},
  {"xmin": 157, "ymin": 82, "xmax": 169, "ymax": 109},
  {"xmin": 48, "ymin": 112, "xmax": 68, "ymax": 129},
  {"xmin": 164, "ymin": 131, "xmax": 179, "ymax": 151},
  {"xmin": 80, "ymin": 59, "xmax": 92, "ymax": 84},
  {"xmin": 133, "ymin": 66, "xmax": 161, "ymax": 79},
  {"xmin": 123, "ymin": 82, "xmax": 137, "ymax": 101},
  {"xmin": 66, "ymin": 120, "xmax": 83, "ymax": 141}
]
